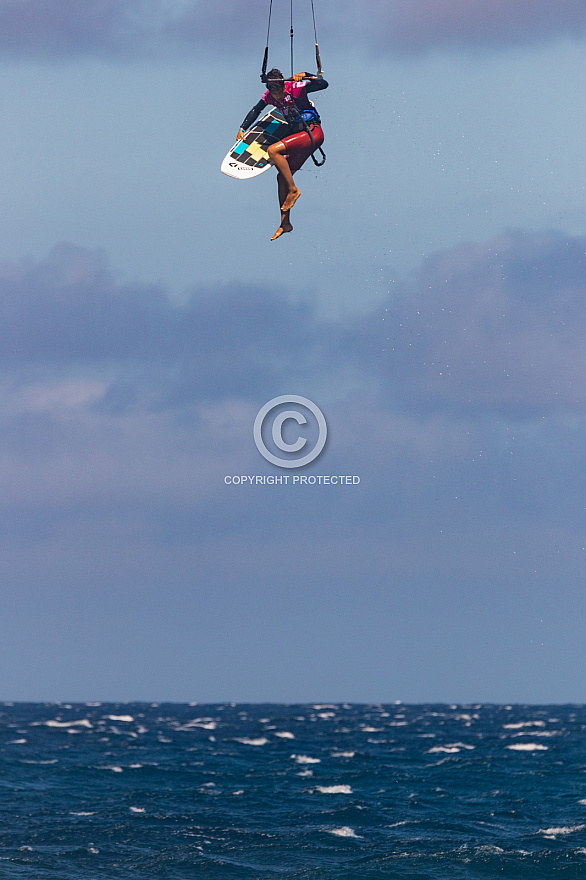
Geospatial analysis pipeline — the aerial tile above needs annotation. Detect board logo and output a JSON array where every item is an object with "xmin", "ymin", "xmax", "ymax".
[{"xmin": 253, "ymin": 395, "xmax": 327, "ymax": 469}]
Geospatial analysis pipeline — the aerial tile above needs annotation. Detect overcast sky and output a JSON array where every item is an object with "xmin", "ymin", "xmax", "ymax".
[{"xmin": 1, "ymin": 0, "xmax": 586, "ymax": 703}]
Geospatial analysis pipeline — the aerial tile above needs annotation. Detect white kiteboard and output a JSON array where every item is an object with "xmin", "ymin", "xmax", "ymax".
[{"xmin": 221, "ymin": 110, "xmax": 289, "ymax": 179}]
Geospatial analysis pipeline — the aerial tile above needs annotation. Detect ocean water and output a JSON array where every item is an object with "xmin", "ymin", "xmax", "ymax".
[{"xmin": 1, "ymin": 703, "xmax": 586, "ymax": 878}]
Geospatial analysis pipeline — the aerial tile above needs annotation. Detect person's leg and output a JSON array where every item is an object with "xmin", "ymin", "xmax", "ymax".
[
  {"xmin": 267, "ymin": 142, "xmax": 300, "ymax": 212},
  {"xmin": 276, "ymin": 171, "xmax": 289, "ymax": 211},
  {"xmin": 271, "ymin": 172, "xmax": 294, "ymax": 240}
]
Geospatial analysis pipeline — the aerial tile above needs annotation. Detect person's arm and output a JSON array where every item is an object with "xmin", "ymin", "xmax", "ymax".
[
  {"xmin": 292, "ymin": 72, "xmax": 328, "ymax": 93},
  {"xmin": 237, "ymin": 99, "xmax": 266, "ymax": 140}
]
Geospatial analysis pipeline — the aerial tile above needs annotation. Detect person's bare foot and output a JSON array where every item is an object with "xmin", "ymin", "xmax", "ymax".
[
  {"xmin": 271, "ymin": 219, "xmax": 293, "ymax": 240},
  {"xmin": 281, "ymin": 187, "xmax": 300, "ymax": 212}
]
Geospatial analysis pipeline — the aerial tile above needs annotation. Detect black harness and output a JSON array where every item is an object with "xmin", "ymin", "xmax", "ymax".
[{"xmin": 288, "ymin": 105, "xmax": 326, "ymax": 167}]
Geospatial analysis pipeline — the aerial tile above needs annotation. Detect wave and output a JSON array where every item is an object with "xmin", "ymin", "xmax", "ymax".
[
  {"xmin": 315, "ymin": 785, "xmax": 353, "ymax": 794},
  {"xmin": 327, "ymin": 826, "xmax": 361, "ymax": 838}
]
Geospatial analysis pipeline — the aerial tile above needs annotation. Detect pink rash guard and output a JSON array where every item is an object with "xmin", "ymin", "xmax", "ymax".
[{"xmin": 261, "ymin": 80, "xmax": 318, "ymax": 124}]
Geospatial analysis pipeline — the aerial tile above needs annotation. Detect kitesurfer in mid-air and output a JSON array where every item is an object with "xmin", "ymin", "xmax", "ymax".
[{"xmin": 237, "ymin": 68, "xmax": 328, "ymax": 240}]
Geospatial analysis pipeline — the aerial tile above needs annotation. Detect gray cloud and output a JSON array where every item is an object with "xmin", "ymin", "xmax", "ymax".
[
  {"xmin": 0, "ymin": 0, "xmax": 141, "ymax": 57},
  {"xmin": 0, "ymin": 0, "xmax": 277, "ymax": 58},
  {"xmin": 368, "ymin": 0, "xmax": 586, "ymax": 54},
  {"xmin": 0, "ymin": 243, "xmax": 332, "ymax": 406},
  {"xmin": 3, "ymin": 232, "xmax": 586, "ymax": 421},
  {"xmin": 0, "ymin": 232, "xmax": 585, "ymax": 542},
  {"xmin": 365, "ymin": 230, "xmax": 586, "ymax": 414},
  {"xmin": 0, "ymin": 0, "xmax": 584, "ymax": 59}
]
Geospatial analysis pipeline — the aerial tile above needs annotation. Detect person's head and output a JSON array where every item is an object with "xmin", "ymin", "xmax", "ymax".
[{"xmin": 266, "ymin": 68, "xmax": 285, "ymax": 99}]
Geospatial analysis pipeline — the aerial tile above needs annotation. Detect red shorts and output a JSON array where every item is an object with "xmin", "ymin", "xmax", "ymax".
[{"xmin": 281, "ymin": 124, "xmax": 324, "ymax": 173}]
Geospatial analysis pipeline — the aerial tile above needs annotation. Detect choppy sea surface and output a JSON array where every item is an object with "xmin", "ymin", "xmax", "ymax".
[{"xmin": 2, "ymin": 703, "xmax": 586, "ymax": 878}]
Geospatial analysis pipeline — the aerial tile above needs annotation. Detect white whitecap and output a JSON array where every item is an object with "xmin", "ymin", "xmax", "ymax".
[
  {"xmin": 234, "ymin": 737, "xmax": 268, "ymax": 746},
  {"xmin": 130, "ymin": 807, "xmax": 145, "ymax": 813},
  {"xmin": 291, "ymin": 754, "xmax": 320, "ymax": 764},
  {"xmin": 331, "ymin": 751, "xmax": 355, "ymax": 758},
  {"xmin": 45, "ymin": 719, "xmax": 93, "ymax": 728},
  {"xmin": 503, "ymin": 721, "xmax": 546, "ymax": 729},
  {"xmin": 540, "ymin": 824, "xmax": 586, "ymax": 839},
  {"xmin": 506, "ymin": 743, "xmax": 548, "ymax": 751},
  {"xmin": 8, "ymin": 738, "xmax": 26, "ymax": 744},
  {"xmin": 104, "ymin": 715, "xmax": 133, "ymax": 723},
  {"xmin": 274, "ymin": 731, "xmax": 295, "ymax": 739},
  {"xmin": 428, "ymin": 742, "xmax": 475, "ymax": 754},
  {"xmin": 315, "ymin": 785, "xmax": 353, "ymax": 794},
  {"xmin": 20, "ymin": 759, "xmax": 58, "ymax": 765},
  {"xmin": 327, "ymin": 826, "xmax": 361, "ymax": 838},
  {"xmin": 180, "ymin": 720, "xmax": 217, "ymax": 730}
]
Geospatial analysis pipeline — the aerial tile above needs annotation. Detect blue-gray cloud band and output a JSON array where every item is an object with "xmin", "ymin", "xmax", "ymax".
[
  {"xmin": 2, "ymin": 231, "xmax": 585, "ymax": 415},
  {"xmin": 0, "ymin": 1, "xmax": 584, "ymax": 58}
]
